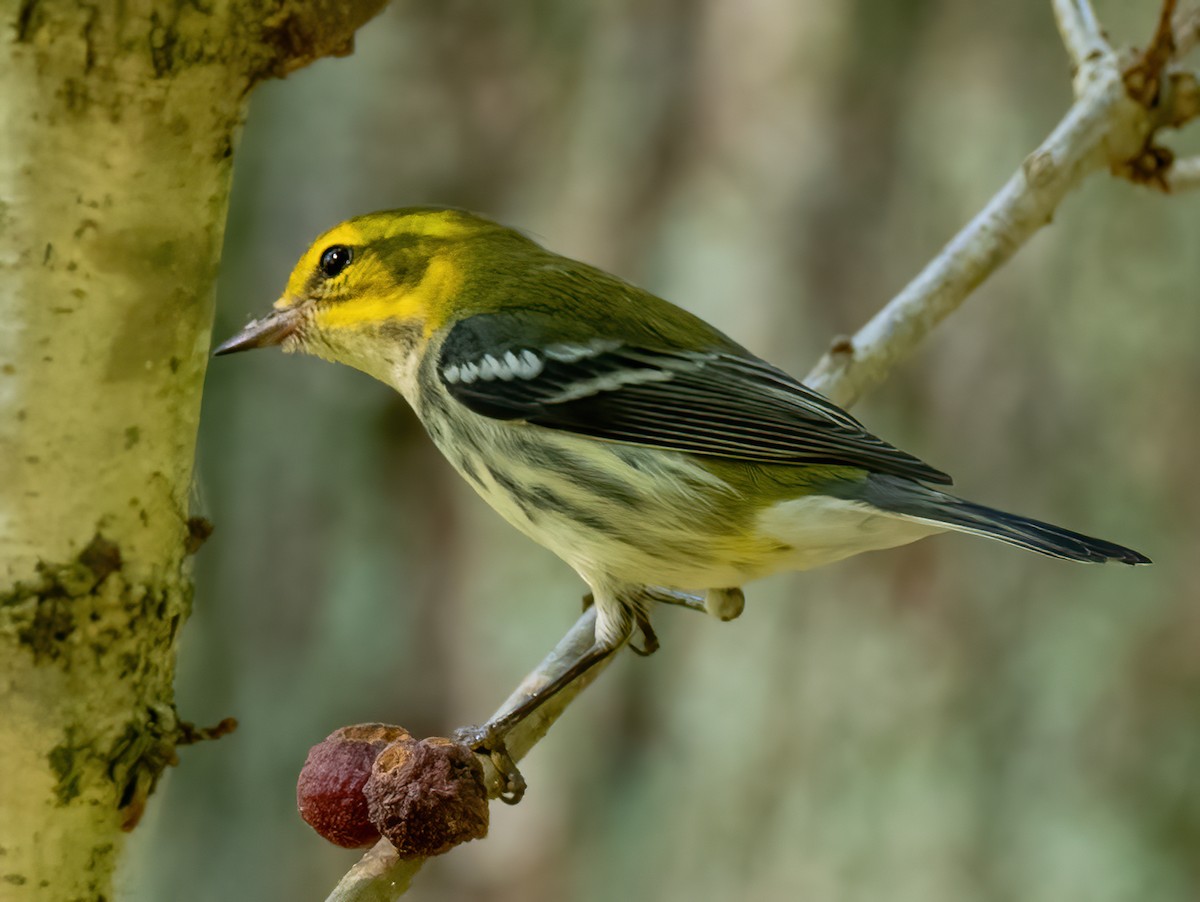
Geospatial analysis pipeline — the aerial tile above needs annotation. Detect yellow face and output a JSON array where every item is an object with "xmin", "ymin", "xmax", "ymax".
[
  {"xmin": 277, "ymin": 209, "xmax": 479, "ymax": 339},
  {"xmin": 215, "ymin": 207, "xmax": 504, "ymax": 389}
]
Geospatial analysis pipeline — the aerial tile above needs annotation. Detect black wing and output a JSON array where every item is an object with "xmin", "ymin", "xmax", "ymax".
[{"xmin": 437, "ymin": 314, "xmax": 951, "ymax": 485}]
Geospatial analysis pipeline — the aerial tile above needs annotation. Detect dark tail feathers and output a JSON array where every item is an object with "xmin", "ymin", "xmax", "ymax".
[{"xmin": 857, "ymin": 475, "xmax": 1150, "ymax": 565}]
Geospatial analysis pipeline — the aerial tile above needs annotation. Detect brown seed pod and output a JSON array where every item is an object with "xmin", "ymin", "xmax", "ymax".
[
  {"xmin": 364, "ymin": 737, "xmax": 489, "ymax": 859},
  {"xmin": 296, "ymin": 723, "xmax": 412, "ymax": 848}
]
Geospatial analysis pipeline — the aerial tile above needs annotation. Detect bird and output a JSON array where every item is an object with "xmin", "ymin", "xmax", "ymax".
[{"xmin": 215, "ymin": 207, "xmax": 1148, "ymax": 778}]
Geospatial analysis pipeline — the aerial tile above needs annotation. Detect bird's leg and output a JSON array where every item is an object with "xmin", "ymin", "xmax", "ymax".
[
  {"xmin": 637, "ymin": 586, "xmax": 707, "ymax": 614},
  {"xmin": 631, "ymin": 585, "xmax": 747, "ymax": 621},
  {"xmin": 453, "ymin": 635, "xmax": 624, "ymax": 804},
  {"xmin": 454, "ymin": 588, "xmax": 690, "ymax": 802}
]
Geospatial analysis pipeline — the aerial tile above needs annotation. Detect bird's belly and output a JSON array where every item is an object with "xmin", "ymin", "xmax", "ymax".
[
  {"xmin": 424, "ymin": 411, "xmax": 775, "ymax": 589},
  {"xmin": 421, "ymin": 404, "xmax": 941, "ymax": 592},
  {"xmin": 755, "ymin": 494, "xmax": 943, "ymax": 569}
]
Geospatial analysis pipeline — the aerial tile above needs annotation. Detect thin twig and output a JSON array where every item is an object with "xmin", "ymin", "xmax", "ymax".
[
  {"xmin": 325, "ymin": 842, "xmax": 422, "ymax": 902},
  {"xmin": 1173, "ymin": 4, "xmax": 1200, "ymax": 57},
  {"xmin": 1053, "ymin": 0, "xmax": 1109, "ymax": 80},
  {"xmin": 805, "ymin": 64, "xmax": 1139, "ymax": 407},
  {"xmin": 1126, "ymin": 0, "xmax": 1179, "ymax": 107},
  {"xmin": 1163, "ymin": 153, "xmax": 1200, "ymax": 188}
]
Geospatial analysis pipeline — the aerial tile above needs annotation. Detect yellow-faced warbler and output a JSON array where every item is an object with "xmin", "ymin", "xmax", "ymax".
[{"xmin": 216, "ymin": 207, "xmax": 1147, "ymax": 740}]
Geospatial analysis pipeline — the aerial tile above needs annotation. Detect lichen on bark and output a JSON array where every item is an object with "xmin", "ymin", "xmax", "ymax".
[{"xmin": 0, "ymin": 1, "xmax": 387, "ymax": 898}]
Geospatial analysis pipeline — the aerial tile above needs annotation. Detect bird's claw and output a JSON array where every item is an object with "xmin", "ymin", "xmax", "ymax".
[
  {"xmin": 628, "ymin": 608, "xmax": 659, "ymax": 656},
  {"xmin": 452, "ymin": 723, "xmax": 527, "ymax": 805}
]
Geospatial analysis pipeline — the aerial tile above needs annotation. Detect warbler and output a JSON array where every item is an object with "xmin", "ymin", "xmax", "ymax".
[{"xmin": 216, "ymin": 206, "xmax": 1147, "ymax": 671}]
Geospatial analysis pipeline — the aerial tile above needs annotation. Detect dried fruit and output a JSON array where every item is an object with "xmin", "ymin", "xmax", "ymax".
[
  {"xmin": 365, "ymin": 737, "xmax": 489, "ymax": 858},
  {"xmin": 296, "ymin": 723, "xmax": 411, "ymax": 848}
]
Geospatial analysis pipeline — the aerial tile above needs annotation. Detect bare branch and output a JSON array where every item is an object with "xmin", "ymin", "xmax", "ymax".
[
  {"xmin": 1125, "ymin": 0, "xmax": 1179, "ymax": 108},
  {"xmin": 1162, "ymin": 68, "xmax": 1200, "ymax": 129},
  {"xmin": 1175, "ymin": 5, "xmax": 1200, "ymax": 57},
  {"xmin": 325, "ymin": 841, "xmax": 422, "ymax": 901},
  {"xmin": 805, "ymin": 64, "xmax": 1140, "ymax": 407},
  {"xmin": 809, "ymin": 1, "xmax": 1200, "ymax": 407},
  {"xmin": 1053, "ymin": 0, "xmax": 1109, "ymax": 81},
  {"xmin": 1163, "ymin": 153, "xmax": 1200, "ymax": 188}
]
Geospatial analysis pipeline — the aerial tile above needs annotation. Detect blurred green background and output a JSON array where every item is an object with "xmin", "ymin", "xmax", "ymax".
[{"xmin": 127, "ymin": 1, "xmax": 1199, "ymax": 899}]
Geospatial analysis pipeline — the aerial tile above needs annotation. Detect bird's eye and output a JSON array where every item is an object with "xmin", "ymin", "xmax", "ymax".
[{"xmin": 319, "ymin": 245, "xmax": 353, "ymax": 278}]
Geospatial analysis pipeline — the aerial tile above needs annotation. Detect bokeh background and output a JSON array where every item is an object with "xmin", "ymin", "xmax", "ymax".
[{"xmin": 126, "ymin": 1, "xmax": 1199, "ymax": 899}]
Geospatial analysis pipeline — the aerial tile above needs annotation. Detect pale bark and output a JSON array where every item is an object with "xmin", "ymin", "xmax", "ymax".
[
  {"xmin": 0, "ymin": 2, "xmax": 385, "ymax": 898},
  {"xmin": 1163, "ymin": 152, "xmax": 1200, "ymax": 187}
]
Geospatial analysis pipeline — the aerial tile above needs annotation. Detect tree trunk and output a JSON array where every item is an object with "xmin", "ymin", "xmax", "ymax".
[{"xmin": 0, "ymin": 2, "xmax": 384, "ymax": 897}]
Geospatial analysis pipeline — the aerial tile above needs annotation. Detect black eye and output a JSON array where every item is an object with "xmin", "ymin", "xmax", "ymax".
[{"xmin": 319, "ymin": 245, "xmax": 353, "ymax": 278}]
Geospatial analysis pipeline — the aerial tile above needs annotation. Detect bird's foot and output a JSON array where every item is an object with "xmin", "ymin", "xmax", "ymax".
[
  {"xmin": 452, "ymin": 723, "xmax": 527, "ymax": 805},
  {"xmin": 628, "ymin": 607, "xmax": 659, "ymax": 656}
]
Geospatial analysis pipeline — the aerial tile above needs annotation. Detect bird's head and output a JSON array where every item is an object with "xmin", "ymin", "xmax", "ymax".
[{"xmin": 214, "ymin": 207, "xmax": 521, "ymax": 391}]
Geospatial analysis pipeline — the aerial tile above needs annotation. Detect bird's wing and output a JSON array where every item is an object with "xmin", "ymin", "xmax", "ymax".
[{"xmin": 436, "ymin": 312, "xmax": 951, "ymax": 485}]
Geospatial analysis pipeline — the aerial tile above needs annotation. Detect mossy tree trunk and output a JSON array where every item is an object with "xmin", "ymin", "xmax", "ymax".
[{"xmin": 0, "ymin": 2, "xmax": 385, "ymax": 897}]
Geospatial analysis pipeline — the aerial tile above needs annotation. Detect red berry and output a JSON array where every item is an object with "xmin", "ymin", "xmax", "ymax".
[{"xmin": 296, "ymin": 724, "xmax": 412, "ymax": 848}]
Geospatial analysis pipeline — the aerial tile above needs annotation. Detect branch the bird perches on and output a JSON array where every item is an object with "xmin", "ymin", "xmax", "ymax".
[{"xmin": 326, "ymin": 2, "xmax": 1200, "ymax": 897}]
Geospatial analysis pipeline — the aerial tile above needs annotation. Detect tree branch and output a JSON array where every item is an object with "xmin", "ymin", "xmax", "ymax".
[
  {"xmin": 0, "ymin": 3, "xmax": 388, "ymax": 897},
  {"xmin": 324, "ymin": 1, "xmax": 1200, "ymax": 897},
  {"xmin": 805, "ymin": 74, "xmax": 1131, "ymax": 407},
  {"xmin": 808, "ymin": 0, "xmax": 1200, "ymax": 408},
  {"xmin": 1053, "ymin": 0, "xmax": 1109, "ymax": 79},
  {"xmin": 1163, "ymin": 153, "xmax": 1200, "ymax": 188},
  {"xmin": 1175, "ymin": 4, "xmax": 1200, "ymax": 57}
]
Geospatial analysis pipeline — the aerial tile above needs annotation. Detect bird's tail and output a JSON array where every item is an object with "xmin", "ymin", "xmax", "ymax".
[{"xmin": 854, "ymin": 475, "xmax": 1150, "ymax": 565}]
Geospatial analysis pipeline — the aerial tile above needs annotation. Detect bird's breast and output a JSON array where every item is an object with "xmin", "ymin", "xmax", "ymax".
[{"xmin": 412, "ymin": 384, "xmax": 802, "ymax": 588}]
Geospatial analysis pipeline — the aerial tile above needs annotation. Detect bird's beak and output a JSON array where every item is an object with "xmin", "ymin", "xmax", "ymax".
[{"xmin": 213, "ymin": 304, "xmax": 305, "ymax": 356}]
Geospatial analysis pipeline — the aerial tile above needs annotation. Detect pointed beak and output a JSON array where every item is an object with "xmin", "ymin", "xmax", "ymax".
[{"xmin": 213, "ymin": 305, "xmax": 305, "ymax": 356}]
